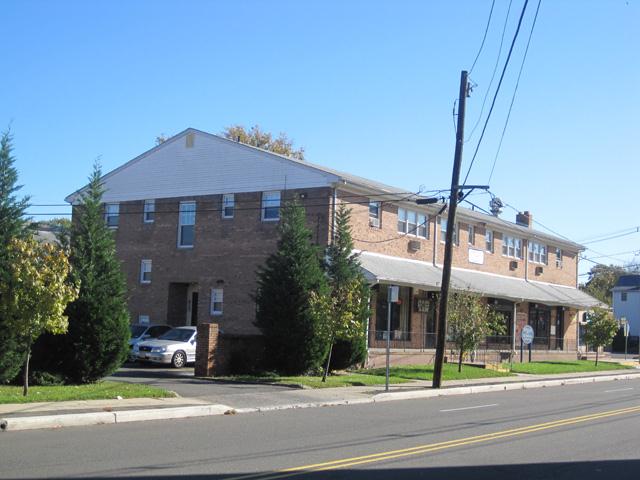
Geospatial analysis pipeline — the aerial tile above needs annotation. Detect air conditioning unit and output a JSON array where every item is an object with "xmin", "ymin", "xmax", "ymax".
[
  {"xmin": 369, "ymin": 217, "xmax": 380, "ymax": 228},
  {"xmin": 509, "ymin": 260, "xmax": 518, "ymax": 270},
  {"xmin": 408, "ymin": 240, "xmax": 421, "ymax": 251},
  {"xmin": 535, "ymin": 266, "xmax": 544, "ymax": 275}
]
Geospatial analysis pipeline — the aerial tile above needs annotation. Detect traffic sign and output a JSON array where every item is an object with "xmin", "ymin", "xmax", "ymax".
[{"xmin": 521, "ymin": 325, "xmax": 534, "ymax": 345}]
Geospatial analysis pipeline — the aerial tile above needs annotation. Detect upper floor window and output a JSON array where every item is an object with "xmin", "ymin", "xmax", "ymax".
[
  {"xmin": 140, "ymin": 259, "xmax": 152, "ymax": 284},
  {"xmin": 262, "ymin": 191, "xmax": 281, "ymax": 221},
  {"xmin": 222, "ymin": 194, "xmax": 235, "ymax": 219},
  {"xmin": 369, "ymin": 200, "xmax": 381, "ymax": 228},
  {"xmin": 178, "ymin": 201, "xmax": 196, "ymax": 247},
  {"xmin": 441, "ymin": 218, "xmax": 458, "ymax": 245},
  {"xmin": 105, "ymin": 203, "xmax": 119, "ymax": 228},
  {"xmin": 621, "ymin": 292, "xmax": 628, "ymax": 302},
  {"xmin": 397, "ymin": 208, "xmax": 428, "ymax": 238},
  {"xmin": 555, "ymin": 248, "xmax": 563, "ymax": 269},
  {"xmin": 485, "ymin": 229, "xmax": 494, "ymax": 253},
  {"xmin": 528, "ymin": 241, "xmax": 548, "ymax": 264},
  {"xmin": 211, "ymin": 288, "xmax": 224, "ymax": 315},
  {"xmin": 418, "ymin": 213, "xmax": 428, "ymax": 239},
  {"xmin": 468, "ymin": 225, "xmax": 475, "ymax": 246},
  {"xmin": 143, "ymin": 199, "xmax": 155, "ymax": 223},
  {"xmin": 502, "ymin": 234, "xmax": 522, "ymax": 259}
]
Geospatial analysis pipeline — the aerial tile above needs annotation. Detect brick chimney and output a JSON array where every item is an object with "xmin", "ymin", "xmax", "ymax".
[{"xmin": 516, "ymin": 211, "xmax": 533, "ymax": 228}]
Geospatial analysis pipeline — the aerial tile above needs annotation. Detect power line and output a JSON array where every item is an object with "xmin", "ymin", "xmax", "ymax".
[
  {"xmin": 469, "ymin": 0, "xmax": 497, "ymax": 74},
  {"xmin": 582, "ymin": 229, "xmax": 640, "ymax": 245},
  {"xmin": 462, "ymin": 0, "xmax": 530, "ymax": 187},
  {"xmin": 487, "ymin": 0, "xmax": 541, "ymax": 184},
  {"xmin": 579, "ymin": 226, "xmax": 640, "ymax": 243}
]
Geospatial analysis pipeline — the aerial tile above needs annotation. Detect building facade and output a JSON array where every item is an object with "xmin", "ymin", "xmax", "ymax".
[
  {"xmin": 66, "ymin": 128, "xmax": 600, "ymax": 364},
  {"xmin": 613, "ymin": 275, "xmax": 640, "ymax": 338}
]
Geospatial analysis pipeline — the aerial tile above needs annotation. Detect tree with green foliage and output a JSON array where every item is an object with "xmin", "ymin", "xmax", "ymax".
[
  {"xmin": 255, "ymin": 201, "xmax": 328, "ymax": 375},
  {"xmin": 447, "ymin": 291, "xmax": 505, "ymax": 372},
  {"xmin": 0, "ymin": 129, "xmax": 33, "ymax": 383},
  {"xmin": 317, "ymin": 204, "xmax": 370, "ymax": 381},
  {"xmin": 580, "ymin": 264, "xmax": 628, "ymax": 305},
  {"xmin": 222, "ymin": 125, "xmax": 305, "ymax": 160},
  {"xmin": 583, "ymin": 307, "xmax": 618, "ymax": 366},
  {"xmin": 61, "ymin": 163, "xmax": 130, "ymax": 383},
  {"xmin": 1, "ymin": 238, "xmax": 78, "ymax": 395}
]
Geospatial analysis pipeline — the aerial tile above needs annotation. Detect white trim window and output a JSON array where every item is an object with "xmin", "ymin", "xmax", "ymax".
[
  {"xmin": 222, "ymin": 194, "xmax": 235, "ymax": 218},
  {"xmin": 485, "ymin": 229, "xmax": 494, "ymax": 253},
  {"xmin": 417, "ymin": 213, "xmax": 428, "ymax": 239},
  {"xmin": 441, "ymin": 218, "xmax": 458, "ymax": 245},
  {"xmin": 397, "ymin": 208, "xmax": 407, "ymax": 233},
  {"xmin": 105, "ymin": 203, "xmax": 119, "ymax": 228},
  {"xmin": 468, "ymin": 225, "xmax": 475, "ymax": 246},
  {"xmin": 528, "ymin": 241, "xmax": 548, "ymax": 264},
  {"xmin": 555, "ymin": 247, "xmax": 563, "ymax": 269},
  {"xmin": 178, "ymin": 201, "xmax": 196, "ymax": 248},
  {"xmin": 398, "ymin": 208, "xmax": 428, "ymax": 238},
  {"xmin": 262, "ymin": 191, "xmax": 281, "ymax": 221},
  {"xmin": 502, "ymin": 235, "xmax": 522, "ymax": 259},
  {"xmin": 369, "ymin": 200, "xmax": 381, "ymax": 228},
  {"xmin": 140, "ymin": 259, "xmax": 152, "ymax": 284},
  {"xmin": 211, "ymin": 288, "xmax": 223, "ymax": 315},
  {"xmin": 407, "ymin": 210, "xmax": 417, "ymax": 236},
  {"xmin": 143, "ymin": 199, "xmax": 155, "ymax": 223}
]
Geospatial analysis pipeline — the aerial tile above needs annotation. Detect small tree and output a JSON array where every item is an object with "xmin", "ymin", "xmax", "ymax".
[
  {"xmin": 1, "ymin": 238, "xmax": 78, "ymax": 395},
  {"xmin": 255, "ymin": 201, "xmax": 329, "ymax": 375},
  {"xmin": 0, "ymin": 129, "xmax": 33, "ymax": 383},
  {"xmin": 583, "ymin": 307, "xmax": 618, "ymax": 366},
  {"xmin": 61, "ymin": 163, "xmax": 131, "ymax": 383},
  {"xmin": 222, "ymin": 125, "xmax": 305, "ymax": 160},
  {"xmin": 318, "ymin": 204, "xmax": 370, "ymax": 381},
  {"xmin": 447, "ymin": 291, "xmax": 505, "ymax": 372}
]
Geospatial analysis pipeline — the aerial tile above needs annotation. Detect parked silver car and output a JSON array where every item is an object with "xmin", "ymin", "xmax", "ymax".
[
  {"xmin": 134, "ymin": 326, "xmax": 197, "ymax": 368},
  {"xmin": 129, "ymin": 324, "xmax": 172, "ymax": 361}
]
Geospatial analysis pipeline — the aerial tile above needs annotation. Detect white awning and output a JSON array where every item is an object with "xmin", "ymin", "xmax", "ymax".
[{"xmin": 358, "ymin": 251, "xmax": 600, "ymax": 309}]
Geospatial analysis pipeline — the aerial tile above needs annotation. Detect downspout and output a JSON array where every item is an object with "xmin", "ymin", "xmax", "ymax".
[
  {"xmin": 524, "ymin": 240, "xmax": 529, "ymax": 282},
  {"xmin": 331, "ymin": 187, "xmax": 338, "ymax": 244}
]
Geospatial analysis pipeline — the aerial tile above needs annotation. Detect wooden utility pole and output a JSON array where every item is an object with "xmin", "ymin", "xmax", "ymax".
[{"xmin": 432, "ymin": 70, "xmax": 469, "ymax": 389}]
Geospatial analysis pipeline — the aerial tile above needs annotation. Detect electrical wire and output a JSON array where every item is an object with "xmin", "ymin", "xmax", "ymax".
[
  {"xmin": 461, "ymin": 0, "xmax": 530, "ymax": 187},
  {"xmin": 469, "ymin": 0, "xmax": 497, "ymax": 74}
]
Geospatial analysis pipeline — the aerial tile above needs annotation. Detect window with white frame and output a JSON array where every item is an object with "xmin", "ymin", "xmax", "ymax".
[
  {"xmin": 211, "ymin": 288, "xmax": 223, "ymax": 315},
  {"xmin": 398, "ymin": 208, "xmax": 428, "ymax": 238},
  {"xmin": 143, "ymin": 199, "xmax": 155, "ymax": 223},
  {"xmin": 105, "ymin": 203, "xmax": 119, "ymax": 228},
  {"xmin": 397, "ymin": 208, "xmax": 407, "ymax": 233},
  {"xmin": 502, "ymin": 234, "xmax": 522, "ymax": 259},
  {"xmin": 485, "ymin": 229, "xmax": 494, "ymax": 253},
  {"xmin": 528, "ymin": 241, "xmax": 548, "ymax": 264},
  {"xmin": 407, "ymin": 210, "xmax": 417, "ymax": 235},
  {"xmin": 468, "ymin": 225, "xmax": 475, "ymax": 246},
  {"xmin": 441, "ymin": 218, "xmax": 458, "ymax": 245},
  {"xmin": 621, "ymin": 292, "xmax": 628, "ymax": 302},
  {"xmin": 262, "ymin": 191, "xmax": 281, "ymax": 221},
  {"xmin": 140, "ymin": 259, "xmax": 152, "ymax": 284},
  {"xmin": 178, "ymin": 201, "xmax": 196, "ymax": 247},
  {"xmin": 555, "ymin": 247, "xmax": 563, "ymax": 268},
  {"xmin": 369, "ymin": 200, "xmax": 381, "ymax": 227},
  {"xmin": 417, "ymin": 213, "xmax": 428, "ymax": 238},
  {"xmin": 222, "ymin": 194, "xmax": 235, "ymax": 218},
  {"xmin": 138, "ymin": 315, "xmax": 150, "ymax": 325}
]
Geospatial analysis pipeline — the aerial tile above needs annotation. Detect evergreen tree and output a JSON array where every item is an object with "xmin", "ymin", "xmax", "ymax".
[
  {"xmin": 0, "ymin": 130, "xmax": 32, "ymax": 383},
  {"xmin": 255, "ymin": 201, "xmax": 329, "ymax": 374},
  {"xmin": 60, "ymin": 163, "xmax": 130, "ymax": 383}
]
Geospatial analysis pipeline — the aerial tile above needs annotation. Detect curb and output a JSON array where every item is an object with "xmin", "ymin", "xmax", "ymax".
[{"xmin": 0, "ymin": 404, "xmax": 233, "ymax": 432}]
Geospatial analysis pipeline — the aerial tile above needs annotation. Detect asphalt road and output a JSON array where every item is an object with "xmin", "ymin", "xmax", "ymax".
[{"xmin": 2, "ymin": 378, "xmax": 640, "ymax": 479}]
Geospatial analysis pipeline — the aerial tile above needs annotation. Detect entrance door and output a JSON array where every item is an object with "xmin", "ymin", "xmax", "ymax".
[{"xmin": 190, "ymin": 292, "xmax": 199, "ymax": 326}]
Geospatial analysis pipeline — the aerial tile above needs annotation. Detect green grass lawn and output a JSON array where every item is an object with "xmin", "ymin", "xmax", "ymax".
[
  {"xmin": 0, "ymin": 381, "xmax": 175, "ymax": 404},
  {"xmin": 359, "ymin": 363, "xmax": 513, "ymax": 381},
  {"xmin": 506, "ymin": 360, "xmax": 635, "ymax": 375}
]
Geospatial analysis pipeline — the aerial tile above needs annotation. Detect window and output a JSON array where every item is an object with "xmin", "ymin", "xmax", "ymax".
[
  {"xmin": 502, "ymin": 235, "xmax": 522, "ymax": 259},
  {"xmin": 138, "ymin": 315, "xmax": 150, "ymax": 325},
  {"xmin": 555, "ymin": 248, "xmax": 563, "ymax": 268},
  {"xmin": 407, "ymin": 210, "xmax": 417, "ymax": 235},
  {"xmin": 178, "ymin": 201, "xmax": 196, "ymax": 247},
  {"xmin": 417, "ymin": 213, "xmax": 428, "ymax": 239},
  {"xmin": 468, "ymin": 225, "xmax": 475, "ymax": 246},
  {"xmin": 105, "ymin": 203, "xmax": 119, "ymax": 228},
  {"xmin": 621, "ymin": 292, "xmax": 628, "ymax": 302},
  {"xmin": 262, "ymin": 191, "xmax": 281, "ymax": 221},
  {"xmin": 143, "ymin": 199, "xmax": 155, "ymax": 223},
  {"xmin": 441, "ymin": 219, "xmax": 459, "ymax": 245},
  {"xmin": 222, "ymin": 194, "xmax": 235, "ymax": 218},
  {"xmin": 211, "ymin": 288, "xmax": 223, "ymax": 315},
  {"xmin": 397, "ymin": 208, "xmax": 407, "ymax": 233},
  {"xmin": 485, "ymin": 229, "xmax": 494, "ymax": 253},
  {"xmin": 398, "ymin": 208, "xmax": 428, "ymax": 238},
  {"xmin": 369, "ymin": 200, "xmax": 381, "ymax": 227},
  {"xmin": 140, "ymin": 259, "xmax": 152, "ymax": 284},
  {"xmin": 528, "ymin": 241, "xmax": 548, "ymax": 264}
]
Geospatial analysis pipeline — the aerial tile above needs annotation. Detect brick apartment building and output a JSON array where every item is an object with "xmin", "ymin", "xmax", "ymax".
[{"xmin": 66, "ymin": 128, "xmax": 600, "ymax": 365}]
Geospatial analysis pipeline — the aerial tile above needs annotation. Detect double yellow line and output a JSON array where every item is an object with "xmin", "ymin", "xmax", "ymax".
[{"xmin": 224, "ymin": 404, "xmax": 640, "ymax": 480}]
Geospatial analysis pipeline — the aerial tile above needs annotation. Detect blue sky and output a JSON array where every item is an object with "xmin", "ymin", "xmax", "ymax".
[{"xmin": 2, "ymin": 0, "xmax": 638, "ymax": 277}]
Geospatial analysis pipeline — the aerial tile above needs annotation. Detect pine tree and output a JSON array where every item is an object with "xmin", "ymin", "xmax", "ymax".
[
  {"xmin": 255, "ymin": 201, "xmax": 329, "ymax": 375},
  {"xmin": 0, "ymin": 130, "xmax": 32, "ymax": 383},
  {"xmin": 60, "ymin": 163, "xmax": 130, "ymax": 383}
]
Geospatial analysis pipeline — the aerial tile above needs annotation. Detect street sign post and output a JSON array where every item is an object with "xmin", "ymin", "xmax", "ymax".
[{"xmin": 521, "ymin": 325, "xmax": 534, "ymax": 363}]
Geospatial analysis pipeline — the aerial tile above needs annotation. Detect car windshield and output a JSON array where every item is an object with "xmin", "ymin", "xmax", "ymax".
[
  {"xmin": 159, "ymin": 329, "xmax": 194, "ymax": 342},
  {"xmin": 130, "ymin": 326, "xmax": 147, "ymax": 338}
]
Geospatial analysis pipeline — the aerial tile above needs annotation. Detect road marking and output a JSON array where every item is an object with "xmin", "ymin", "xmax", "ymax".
[
  {"xmin": 222, "ymin": 404, "xmax": 640, "ymax": 480},
  {"xmin": 440, "ymin": 403, "xmax": 498, "ymax": 412},
  {"xmin": 604, "ymin": 387, "xmax": 634, "ymax": 393}
]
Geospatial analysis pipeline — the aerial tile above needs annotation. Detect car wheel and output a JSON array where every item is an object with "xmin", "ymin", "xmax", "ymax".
[{"xmin": 171, "ymin": 351, "xmax": 187, "ymax": 368}]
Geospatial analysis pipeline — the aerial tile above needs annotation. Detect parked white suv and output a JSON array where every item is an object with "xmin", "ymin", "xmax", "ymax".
[{"xmin": 134, "ymin": 326, "xmax": 197, "ymax": 368}]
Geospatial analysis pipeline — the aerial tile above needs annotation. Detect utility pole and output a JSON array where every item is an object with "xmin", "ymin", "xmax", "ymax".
[{"xmin": 432, "ymin": 70, "xmax": 469, "ymax": 389}]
